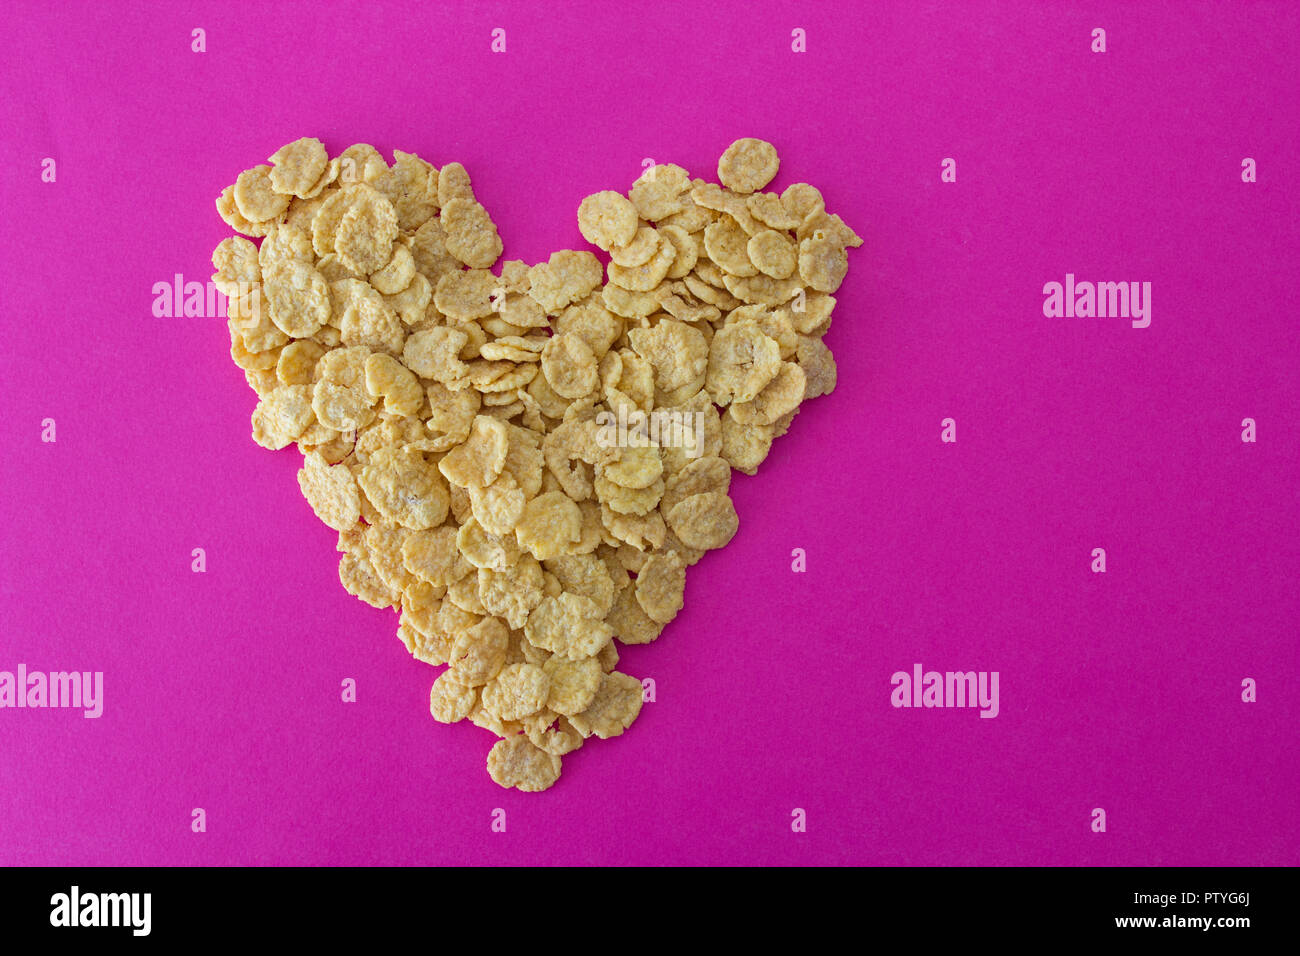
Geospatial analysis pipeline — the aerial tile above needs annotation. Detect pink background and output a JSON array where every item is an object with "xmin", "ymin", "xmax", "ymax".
[{"xmin": 1, "ymin": 0, "xmax": 1296, "ymax": 866}]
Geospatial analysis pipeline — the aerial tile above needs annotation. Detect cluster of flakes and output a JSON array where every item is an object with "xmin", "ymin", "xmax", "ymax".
[{"xmin": 213, "ymin": 136, "xmax": 858, "ymax": 792}]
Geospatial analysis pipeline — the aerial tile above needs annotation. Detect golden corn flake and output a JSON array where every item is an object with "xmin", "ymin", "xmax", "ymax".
[
  {"xmin": 234, "ymin": 164, "xmax": 291, "ymax": 223},
  {"xmin": 691, "ymin": 181, "xmax": 762, "ymax": 235},
  {"xmin": 403, "ymin": 326, "xmax": 469, "ymax": 382},
  {"xmin": 441, "ymin": 197, "xmax": 502, "ymax": 268},
  {"xmin": 469, "ymin": 696, "xmax": 525, "ymax": 739},
  {"xmin": 543, "ymin": 554, "xmax": 616, "ymax": 617},
  {"xmin": 339, "ymin": 549, "xmax": 399, "ymax": 609},
  {"xmin": 448, "ymin": 572, "xmax": 490, "ymax": 618},
  {"xmin": 629, "ymin": 162, "xmax": 690, "ymax": 221},
  {"xmin": 283, "ymin": 191, "xmax": 329, "ymax": 234},
  {"xmin": 746, "ymin": 190, "xmax": 802, "ymax": 230},
  {"xmin": 401, "ymin": 526, "xmax": 463, "ymax": 585},
  {"xmin": 479, "ymin": 335, "xmax": 546, "ymax": 364},
  {"xmin": 314, "ymin": 348, "xmax": 371, "ymax": 390},
  {"xmin": 466, "ymin": 471, "xmax": 526, "ymax": 535},
  {"xmin": 661, "ymin": 455, "xmax": 731, "ymax": 514},
  {"xmin": 718, "ymin": 137, "xmax": 780, "ymax": 194},
  {"xmin": 515, "ymin": 490, "xmax": 582, "ymax": 560},
  {"xmin": 659, "ymin": 224, "xmax": 699, "ymax": 279},
  {"xmin": 430, "ymin": 670, "xmax": 478, "ymax": 724},
  {"xmin": 269, "ymin": 137, "xmax": 329, "ymax": 198},
  {"xmin": 243, "ymin": 368, "xmax": 280, "ymax": 399},
  {"xmin": 439, "ymin": 415, "xmax": 509, "ymax": 488},
  {"xmin": 729, "ymin": 304, "xmax": 797, "ymax": 359},
  {"xmin": 798, "ymin": 209, "xmax": 863, "ymax": 248},
  {"xmin": 666, "ymin": 491, "xmax": 739, "ymax": 551},
  {"xmin": 722, "ymin": 271, "xmax": 801, "ymax": 308},
  {"xmin": 365, "ymin": 523, "xmax": 414, "ymax": 594},
  {"xmin": 499, "ymin": 424, "xmax": 545, "ymax": 497},
  {"xmin": 703, "ymin": 217, "xmax": 757, "ymax": 278},
  {"xmin": 730, "ymin": 361, "xmax": 806, "ymax": 427},
  {"xmin": 251, "ymin": 384, "xmax": 315, "ymax": 450},
  {"xmin": 364, "ymin": 352, "xmax": 423, "ymax": 416},
  {"xmin": 719, "ymin": 412, "xmax": 774, "ymax": 475},
  {"xmin": 599, "ymin": 503, "xmax": 667, "ymax": 552},
  {"xmin": 275, "ymin": 339, "xmax": 325, "ymax": 386},
  {"xmin": 401, "ymin": 618, "xmax": 452, "ymax": 667},
  {"xmin": 497, "ymin": 292, "xmax": 548, "ymax": 329},
  {"xmin": 525, "ymin": 712, "xmax": 585, "ymax": 756},
  {"xmin": 540, "ymin": 332, "xmax": 599, "ymax": 400},
  {"xmin": 528, "ymin": 251, "xmax": 603, "ymax": 314},
  {"xmin": 481, "ymin": 662, "xmax": 550, "ymax": 721},
  {"xmin": 357, "ymin": 444, "xmax": 450, "ymax": 530},
  {"xmin": 543, "ymin": 655, "xmax": 602, "ymax": 716},
  {"xmin": 525, "ymin": 592, "xmax": 613, "ymax": 659},
  {"xmin": 216, "ymin": 184, "xmax": 274, "ymax": 237},
  {"xmin": 334, "ymin": 185, "xmax": 399, "ymax": 275},
  {"xmin": 259, "ymin": 224, "xmax": 315, "ymax": 272},
  {"xmin": 297, "ymin": 450, "xmax": 361, "ymax": 531},
  {"xmin": 231, "ymin": 333, "xmax": 280, "ymax": 372},
  {"xmin": 486, "ymin": 736, "xmax": 562, "ymax": 792},
  {"xmin": 312, "ymin": 381, "xmax": 375, "ymax": 432},
  {"xmin": 449, "ymin": 616, "xmax": 510, "ymax": 686},
  {"xmin": 577, "ymin": 190, "xmax": 638, "ymax": 250},
  {"xmin": 627, "ymin": 319, "xmax": 708, "ymax": 393},
  {"xmin": 606, "ymin": 584, "xmax": 665, "ymax": 646},
  {"xmin": 409, "ymin": 217, "xmax": 459, "ymax": 284},
  {"xmin": 337, "ymin": 282, "xmax": 406, "ymax": 354},
  {"xmin": 705, "ymin": 322, "xmax": 781, "ymax": 405},
  {"xmin": 597, "ymin": 641, "xmax": 620, "ymax": 673},
  {"xmin": 781, "ymin": 182, "xmax": 825, "ymax": 222},
  {"xmin": 595, "ymin": 473, "xmax": 664, "ymax": 516},
  {"xmin": 370, "ymin": 242, "xmax": 416, "ymax": 295},
  {"xmin": 568, "ymin": 671, "xmax": 643, "ymax": 739},
  {"xmin": 317, "ymin": 345, "xmax": 368, "ymax": 386},
  {"xmin": 798, "ymin": 236, "xmax": 849, "ymax": 293},
  {"xmin": 783, "ymin": 291, "xmax": 836, "ymax": 336},
  {"xmin": 746, "ymin": 229, "xmax": 797, "ymax": 279},
  {"xmin": 607, "ymin": 232, "xmax": 675, "ymax": 292},
  {"xmin": 263, "ymin": 260, "xmax": 331, "ymax": 337},
  {"xmin": 797, "ymin": 334, "xmax": 838, "ymax": 398},
  {"xmin": 497, "ymin": 258, "xmax": 530, "ymax": 293},
  {"xmin": 601, "ymin": 444, "xmax": 664, "ymax": 490},
  {"xmin": 601, "ymin": 282, "xmax": 661, "ymax": 318},
  {"xmin": 376, "ymin": 150, "xmax": 439, "ymax": 231},
  {"xmin": 211, "ymin": 236, "xmax": 261, "ymax": 294},
  {"xmin": 608, "ymin": 225, "xmax": 661, "ymax": 268},
  {"xmin": 434, "ymin": 268, "xmax": 498, "ymax": 322},
  {"xmin": 437, "ymin": 161, "xmax": 475, "ymax": 206},
  {"xmin": 457, "ymin": 517, "xmax": 521, "ymax": 571},
  {"xmin": 478, "ymin": 556, "xmax": 545, "ymax": 629},
  {"xmin": 635, "ymin": 551, "xmax": 686, "ymax": 624}
]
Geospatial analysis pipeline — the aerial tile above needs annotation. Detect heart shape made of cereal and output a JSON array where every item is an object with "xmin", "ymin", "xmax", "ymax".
[{"xmin": 212, "ymin": 137, "xmax": 860, "ymax": 791}]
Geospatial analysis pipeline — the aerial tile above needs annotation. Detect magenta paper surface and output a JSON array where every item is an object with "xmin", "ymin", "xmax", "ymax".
[{"xmin": 1, "ymin": 0, "xmax": 1296, "ymax": 866}]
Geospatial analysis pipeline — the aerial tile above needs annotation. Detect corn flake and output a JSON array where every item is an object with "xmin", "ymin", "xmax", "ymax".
[
  {"xmin": 578, "ymin": 190, "xmax": 638, "ymax": 251},
  {"xmin": 525, "ymin": 592, "xmax": 613, "ymax": 660},
  {"xmin": 441, "ymin": 197, "xmax": 503, "ymax": 269},
  {"xmin": 568, "ymin": 672, "xmax": 643, "ymax": 739},
  {"xmin": 486, "ymin": 736, "xmax": 562, "ymax": 792},
  {"xmin": 481, "ymin": 662, "xmax": 550, "ymax": 721}
]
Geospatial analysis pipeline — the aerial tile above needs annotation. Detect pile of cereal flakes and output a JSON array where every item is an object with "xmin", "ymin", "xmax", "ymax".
[{"xmin": 212, "ymin": 136, "xmax": 859, "ymax": 791}]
